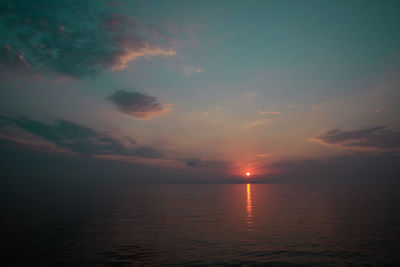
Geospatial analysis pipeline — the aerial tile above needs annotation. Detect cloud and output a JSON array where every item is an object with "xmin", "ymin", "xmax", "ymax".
[
  {"xmin": 107, "ymin": 90, "xmax": 170, "ymax": 118},
  {"xmin": 0, "ymin": 113, "xmax": 166, "ymax": 158},
  {"xmin": 0, "ymin": 0, "xmax": 176, "ymax": 78},
  {"xmin": 250, "ymin": 118, "xmax": 270, "ymax": 127},
  {"xmin": 316, "ymin": 126, "xmax": 400, "ymax": 150},
  {"xmin": 181, "ymin": 65, "xmax": 204, "ymax": 76},
  {"xmin": 312, "ymin": 96, "xmax": 336, "ymax": 110},
  {"xmin": 183, "ymin": 158, "xmax": 229, "ymax": 169},
  {"xmin": 110, "ymin": 43, "xmax": 176, "ymax": 71},
  {"xmin": 184, "ymin": 158, "xmax": 202, "ymax": 167},
  {"xmin": 0, "ymin": 45, "xmax": 29, "ymax": 70},
  {"xmin": 266, "ymin": 152, "xmax": 400, "ymax": 182},
  {"xmin": 258, "ymin": 110, "xmax": 281, "ymax": 115}
]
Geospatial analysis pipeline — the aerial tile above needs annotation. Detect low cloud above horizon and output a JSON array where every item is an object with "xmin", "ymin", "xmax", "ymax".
[
  {"xmin": 0, "ymin": 113, "xmax": 166, "ymax": 158},
  {"xmin": 316, "ymin": 126, "xmax": 400, "ymax": 151}
]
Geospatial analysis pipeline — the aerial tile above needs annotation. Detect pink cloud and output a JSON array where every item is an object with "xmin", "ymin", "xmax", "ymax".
[
  {"xmin": 110, "ymin": 42, "xmax": 176, "ymax": 71},
  {"xmin": 258, "ymin": 110, "xmax": 281, "ymax": 115}
]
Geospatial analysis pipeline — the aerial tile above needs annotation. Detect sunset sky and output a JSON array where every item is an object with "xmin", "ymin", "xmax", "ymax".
[{"xmin": 1, "ymin": 0, "xmax": 400, "ymax": 182}]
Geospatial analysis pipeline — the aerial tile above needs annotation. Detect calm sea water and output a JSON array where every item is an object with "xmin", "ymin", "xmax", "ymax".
[{"xmin": 1, "ymin": 182, "xmax": 400, "ymax": 266}]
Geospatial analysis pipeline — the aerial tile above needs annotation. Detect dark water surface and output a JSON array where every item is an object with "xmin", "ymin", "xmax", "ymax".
[{"xmin": 1, "ymin": 182, "xmax": 400, "ymax": 266}]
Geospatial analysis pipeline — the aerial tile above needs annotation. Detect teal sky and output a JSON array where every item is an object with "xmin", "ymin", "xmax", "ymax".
[{"xmin": 1, "ymin": 0, "xmax": 400, "ymax": 181}]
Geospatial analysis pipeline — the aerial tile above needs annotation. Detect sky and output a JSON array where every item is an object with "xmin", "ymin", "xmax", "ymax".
[{"xmin": 1, "ymin": 0, "xmax": 400, "ymax": 183}]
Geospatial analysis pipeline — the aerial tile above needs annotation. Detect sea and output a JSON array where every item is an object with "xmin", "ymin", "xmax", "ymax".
[{"xmin": 1, "ymin": 182, "xmax": 400, "ymax": 266}]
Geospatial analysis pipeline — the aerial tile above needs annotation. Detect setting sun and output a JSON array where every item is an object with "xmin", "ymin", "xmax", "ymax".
[{"xmin": 246, "ymin": 172, "xmax": 251, "ymax": 177}]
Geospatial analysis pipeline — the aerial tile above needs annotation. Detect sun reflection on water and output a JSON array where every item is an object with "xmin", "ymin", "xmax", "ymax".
[{"xmin": 246, "ymin": 183, "xmax": 253, "ymax": 230}]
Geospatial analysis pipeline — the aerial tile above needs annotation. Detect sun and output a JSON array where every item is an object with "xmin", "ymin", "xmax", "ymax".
[{"xmin": 246, "ymin": 172, "xmax": 251, "ymax": 177}]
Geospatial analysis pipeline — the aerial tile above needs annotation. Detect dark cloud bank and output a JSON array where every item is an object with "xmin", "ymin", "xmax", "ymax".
[
  {"xmin": 265, "ymin": 125, "xmax": 400, "ymax": 183},
  {"xmin": 318, "ymin": 126, "xmax": 400, "ymax": 150},
  {"xmin": 107, "ymin": 90, "xmax": 168, "ymax": 118},
  {"xmin": 0, "ymin": 138, "xmax": 179, "ymax": 183},
  {"xmin": 0, "ymin": 0, "xmax": 175, "ymax": 78},
  {"xmin": 183, "ymin": 158, "xmax": 227, "ymax": 168},
  {"xmin": 0, "ymin": 113, "xmax": 164, "ymax": 158},
  {"xmin": 268, "ymin": 152, "xmax": 400, "ymax": 183}
]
